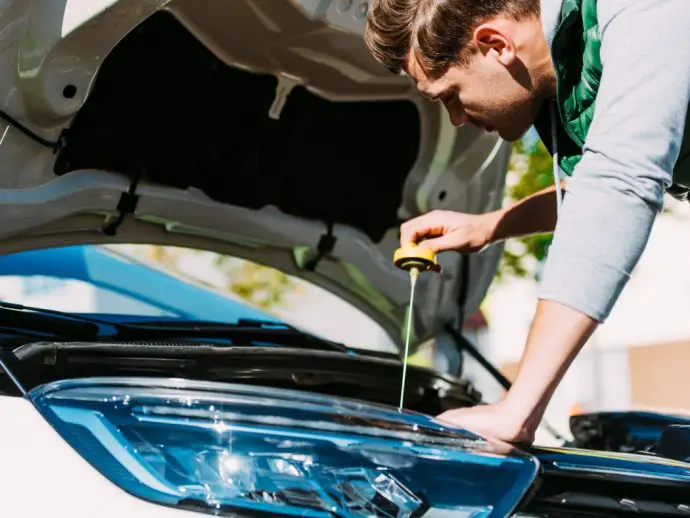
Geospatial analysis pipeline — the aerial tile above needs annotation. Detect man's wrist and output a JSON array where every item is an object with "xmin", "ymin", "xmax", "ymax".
[
  {"xmin": 499, "ymin": 300, "xmax": 601, "ymax": 436},
  {"xmin": 501, "ymin": 384, "xmax": 547, "ymax": 432},
  {"xmin": 484, "ymin": 208, "xmax": 506, "ymax": 244}
]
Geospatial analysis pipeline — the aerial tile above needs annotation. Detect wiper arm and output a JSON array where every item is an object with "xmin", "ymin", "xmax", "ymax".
[
  {"xmin": 115, "ymin": 319, "xmax": 352, "ymax": 353},
  {"xmin": 0, "ymin": 303, "xmax": 350, "ymax": 353},
  {"xmin": 0, "ymin": 302, "xmax": 117, "ymax": 340}
]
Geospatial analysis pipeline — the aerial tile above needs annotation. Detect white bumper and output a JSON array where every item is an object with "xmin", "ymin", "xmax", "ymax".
[{"xmin": 0, "ymin": 395, "xmax": 201, "ymax": 517}]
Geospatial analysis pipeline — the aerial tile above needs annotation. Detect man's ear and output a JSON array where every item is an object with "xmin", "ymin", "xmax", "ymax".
[{"xmin": 473, "ymin": 23, "xmax": 516, "ymax": 67}]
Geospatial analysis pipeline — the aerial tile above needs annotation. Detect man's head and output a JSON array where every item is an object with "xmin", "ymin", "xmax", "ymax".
[{"xmin": 364, "ymin": 0, "xmax": 553, "ymax": 141}]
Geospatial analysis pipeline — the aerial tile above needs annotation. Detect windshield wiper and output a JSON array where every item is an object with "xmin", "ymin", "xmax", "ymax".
[
  {"xmin": 0, "ymin": 303, "xmax": 349, "ymax": 353},
  {"xmin": 0, "ymin": 302, "xmax": 117, "ymax": 340},
  {"xmin": 111, "ymin": 319, "xmax": 353, "ymax": 353}
]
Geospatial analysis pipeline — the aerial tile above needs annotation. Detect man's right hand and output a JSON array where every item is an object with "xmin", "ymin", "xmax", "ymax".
[
  {"xmin": 400, "ymin": 183, "xmax": 565, "ymax": 254},
  {"xmin": 399, "ymin": 209, "xmax": 503, "ymax": 253}
]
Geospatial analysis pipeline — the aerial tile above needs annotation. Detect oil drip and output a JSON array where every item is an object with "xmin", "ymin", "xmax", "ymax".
[{"xmin": 399, "ymin": 266, "xmax": 419, "ymax": 409}]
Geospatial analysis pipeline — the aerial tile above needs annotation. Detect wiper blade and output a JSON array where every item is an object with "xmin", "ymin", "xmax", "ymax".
[
  {"xmin": 0, "ymin": 303, "xmax": 351, "ymax": 353},
  {"xmin": 0, "ymin": 302, "xmax": 117, "ymax": 339},
  {"xmin": 115, "ymin": 319, "xmax": 352, "ymax": 353}
]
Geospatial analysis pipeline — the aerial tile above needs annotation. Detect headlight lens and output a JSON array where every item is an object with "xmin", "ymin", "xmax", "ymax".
[{"xmin": 30, "ymin": 377, "xmax": 539, "ymax": 517}]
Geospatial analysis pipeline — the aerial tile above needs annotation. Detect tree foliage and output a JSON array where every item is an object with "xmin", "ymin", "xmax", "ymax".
[
  {"xmin": 118, "ymin": 244, "xmax": 299, "ymax": 310},
  {"xmin": 213, "ymin": 255, "xmax": 298, "ymax": 309},
  {"xmin": 496, "ymin": 136, "xmax": 556, "ymax": 281}
]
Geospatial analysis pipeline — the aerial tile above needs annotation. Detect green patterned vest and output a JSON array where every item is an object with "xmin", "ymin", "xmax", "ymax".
[{"xmin": 546, "ymin": 0, "xmax": 690, "ymax": 200}]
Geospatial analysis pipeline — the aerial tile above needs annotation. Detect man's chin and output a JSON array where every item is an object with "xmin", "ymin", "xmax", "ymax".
[{"xmin": 497, "ymin": 125, "xmax": 530, "ymax": 142}]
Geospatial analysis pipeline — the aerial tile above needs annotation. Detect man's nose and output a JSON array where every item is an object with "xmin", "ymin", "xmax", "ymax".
[{"xmin": 448, "ymin": 107, "xmax": 469, "ymax": 127}]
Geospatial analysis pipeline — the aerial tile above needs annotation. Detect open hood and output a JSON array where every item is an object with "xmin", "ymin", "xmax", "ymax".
[{"xmin": 0, "ymin": 0, "xmax": 510, "ymax": 354}]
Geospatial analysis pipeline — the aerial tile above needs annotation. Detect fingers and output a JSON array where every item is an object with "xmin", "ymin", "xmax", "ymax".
[
  {"xmin": 399, "ymin": 210, "xmax": 449, "ymax": 247},
  {"xmin": 416, "ymin": 234, "xmax": 458, "ymax": 253}
]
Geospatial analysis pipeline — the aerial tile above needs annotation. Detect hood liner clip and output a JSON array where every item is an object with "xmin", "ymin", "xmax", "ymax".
[
  {"xmin": 102, "ymin": 177, "xmax": 140, "ymax": 236},
  {"xmin": 304, "ymin": 221, "xmax": 337, "ymax": 272}
]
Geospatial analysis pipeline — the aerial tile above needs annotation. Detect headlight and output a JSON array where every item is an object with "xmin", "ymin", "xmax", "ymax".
[{"xmin": 30, "ymin": 377, "xmax": 539, "ymax": 517}]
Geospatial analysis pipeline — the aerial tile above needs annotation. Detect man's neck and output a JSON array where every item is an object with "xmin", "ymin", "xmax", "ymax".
[
  {"xmin": 530, "ymin": 2, "xmax": 559, "ymax": 99},
  {"xmin": 539, "ymin": 0, "xmax": 562, "ymax": 50}
]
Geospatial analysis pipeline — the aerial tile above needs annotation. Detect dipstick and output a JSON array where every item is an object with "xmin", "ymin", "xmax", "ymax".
[{"xmin": 399, "ymin": 266, "xmax": 419, "ymax": 410}]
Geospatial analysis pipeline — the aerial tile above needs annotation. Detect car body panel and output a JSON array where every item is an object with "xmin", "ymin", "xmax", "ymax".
[
  {"xmin": 0, "ymin": 0, "xmax": 511, "ymax": 353},
  {"xmin": 534, "ymin": 446, "xmax": 690, "ymax": 484},
  {"xmin": 0, "ymin": 395, "xmax": 200, "ymax": 518}
]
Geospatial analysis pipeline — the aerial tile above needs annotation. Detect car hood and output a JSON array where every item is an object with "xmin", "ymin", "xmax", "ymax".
[{"xmin": 0, "ymin": 0, "xmax": 510, "ymax": 354}]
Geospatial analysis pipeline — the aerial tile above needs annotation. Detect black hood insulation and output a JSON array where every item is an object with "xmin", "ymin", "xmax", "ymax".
[{"xmin": 54, "ymin": 11, "xmax": 422, "ymax": 243}]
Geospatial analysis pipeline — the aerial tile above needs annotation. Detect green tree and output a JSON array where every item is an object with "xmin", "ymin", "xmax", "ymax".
[
  {"xmin": 496, "ymin": 136, "xmax": 555, "ymax": 281},
  {"xmin": 213, "ymin": 256, "xmax": 299, "ymax": 310}
]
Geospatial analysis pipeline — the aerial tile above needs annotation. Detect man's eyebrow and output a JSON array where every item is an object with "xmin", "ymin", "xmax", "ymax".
[
  {"xmin": 410, "ymin": 76, "xmax": 442, "ymax": 101},
  {"xmin": 414, "ymin": 83, "xmax": 432, "ymax": 97},
  {"xmin": 418, "ymin": 89, "xmax": 440, "ymax": 101}
]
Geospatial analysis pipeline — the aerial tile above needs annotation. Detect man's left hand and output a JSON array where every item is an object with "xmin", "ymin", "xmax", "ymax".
[
  {"xmin": 435, "ymin": 300, "xmax": 599, "ymax": 446},
  {"xmin": 436, "ymin": 401, "xmax": 537, "ymax": 445}
]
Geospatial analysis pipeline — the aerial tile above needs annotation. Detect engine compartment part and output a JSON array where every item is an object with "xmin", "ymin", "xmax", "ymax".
[
  {"xmin": 54, "ymin": 11, "xmax": 422, "ymax": 243},
  {"xmin": 515, "ymin": 446, "xmax": 690, "ymax": 517},
  {"xmin": 0, "ymin": 341, "xmax": 482, "ymax": 415},
  {"xmin": 654, "ymin": 425, "xmax": 690, "ymax": 463},
  {"xmin": 569, "ymin": 411, "xmax": 690, "ymax": 453}
]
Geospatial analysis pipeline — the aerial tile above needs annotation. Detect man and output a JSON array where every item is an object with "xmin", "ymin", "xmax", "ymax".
[{"xmin": 364, "ymin": 0, "xmax": 690, "ymax": 444}]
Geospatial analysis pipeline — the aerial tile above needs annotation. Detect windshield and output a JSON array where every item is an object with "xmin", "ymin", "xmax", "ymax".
[{"xmin": 0, "ymin": 244, "xmax": 398, "ymax": 354}]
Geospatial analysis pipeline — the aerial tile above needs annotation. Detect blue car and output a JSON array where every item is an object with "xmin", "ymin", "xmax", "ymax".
[{"xmin": 0, "ymin": 244, "xmax": 283, "ymax": 325}]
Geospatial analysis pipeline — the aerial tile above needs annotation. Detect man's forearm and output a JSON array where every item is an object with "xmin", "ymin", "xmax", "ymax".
[
  {"xmin": 502, "ymin": 299, "xmax": 598, "ymax": 430},
  {"xmin": 489, "ymin": 182, "xmax": 565, "ymax": 243}
]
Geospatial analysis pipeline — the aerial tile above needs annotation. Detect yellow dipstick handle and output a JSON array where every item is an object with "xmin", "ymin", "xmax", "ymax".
[{"xmin": 393, "ymin": 242, "xmax": 440, "ymax": 273}]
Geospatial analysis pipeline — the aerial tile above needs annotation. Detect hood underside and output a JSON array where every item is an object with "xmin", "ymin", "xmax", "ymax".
[{"xmin": 0, "ymin": 0, "xmax": 511, "ymax": 353}]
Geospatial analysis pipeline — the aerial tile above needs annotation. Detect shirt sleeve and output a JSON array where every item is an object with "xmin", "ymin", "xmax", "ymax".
[{"xmin": 537, "ymin": 0, "xmax": 690, "ymax": 322}]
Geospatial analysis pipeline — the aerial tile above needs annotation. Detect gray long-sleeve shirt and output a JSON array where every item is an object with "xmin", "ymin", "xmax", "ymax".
[{"xmin": 537, "ymin": 0, "xmax": 690, "ymax": 322}]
